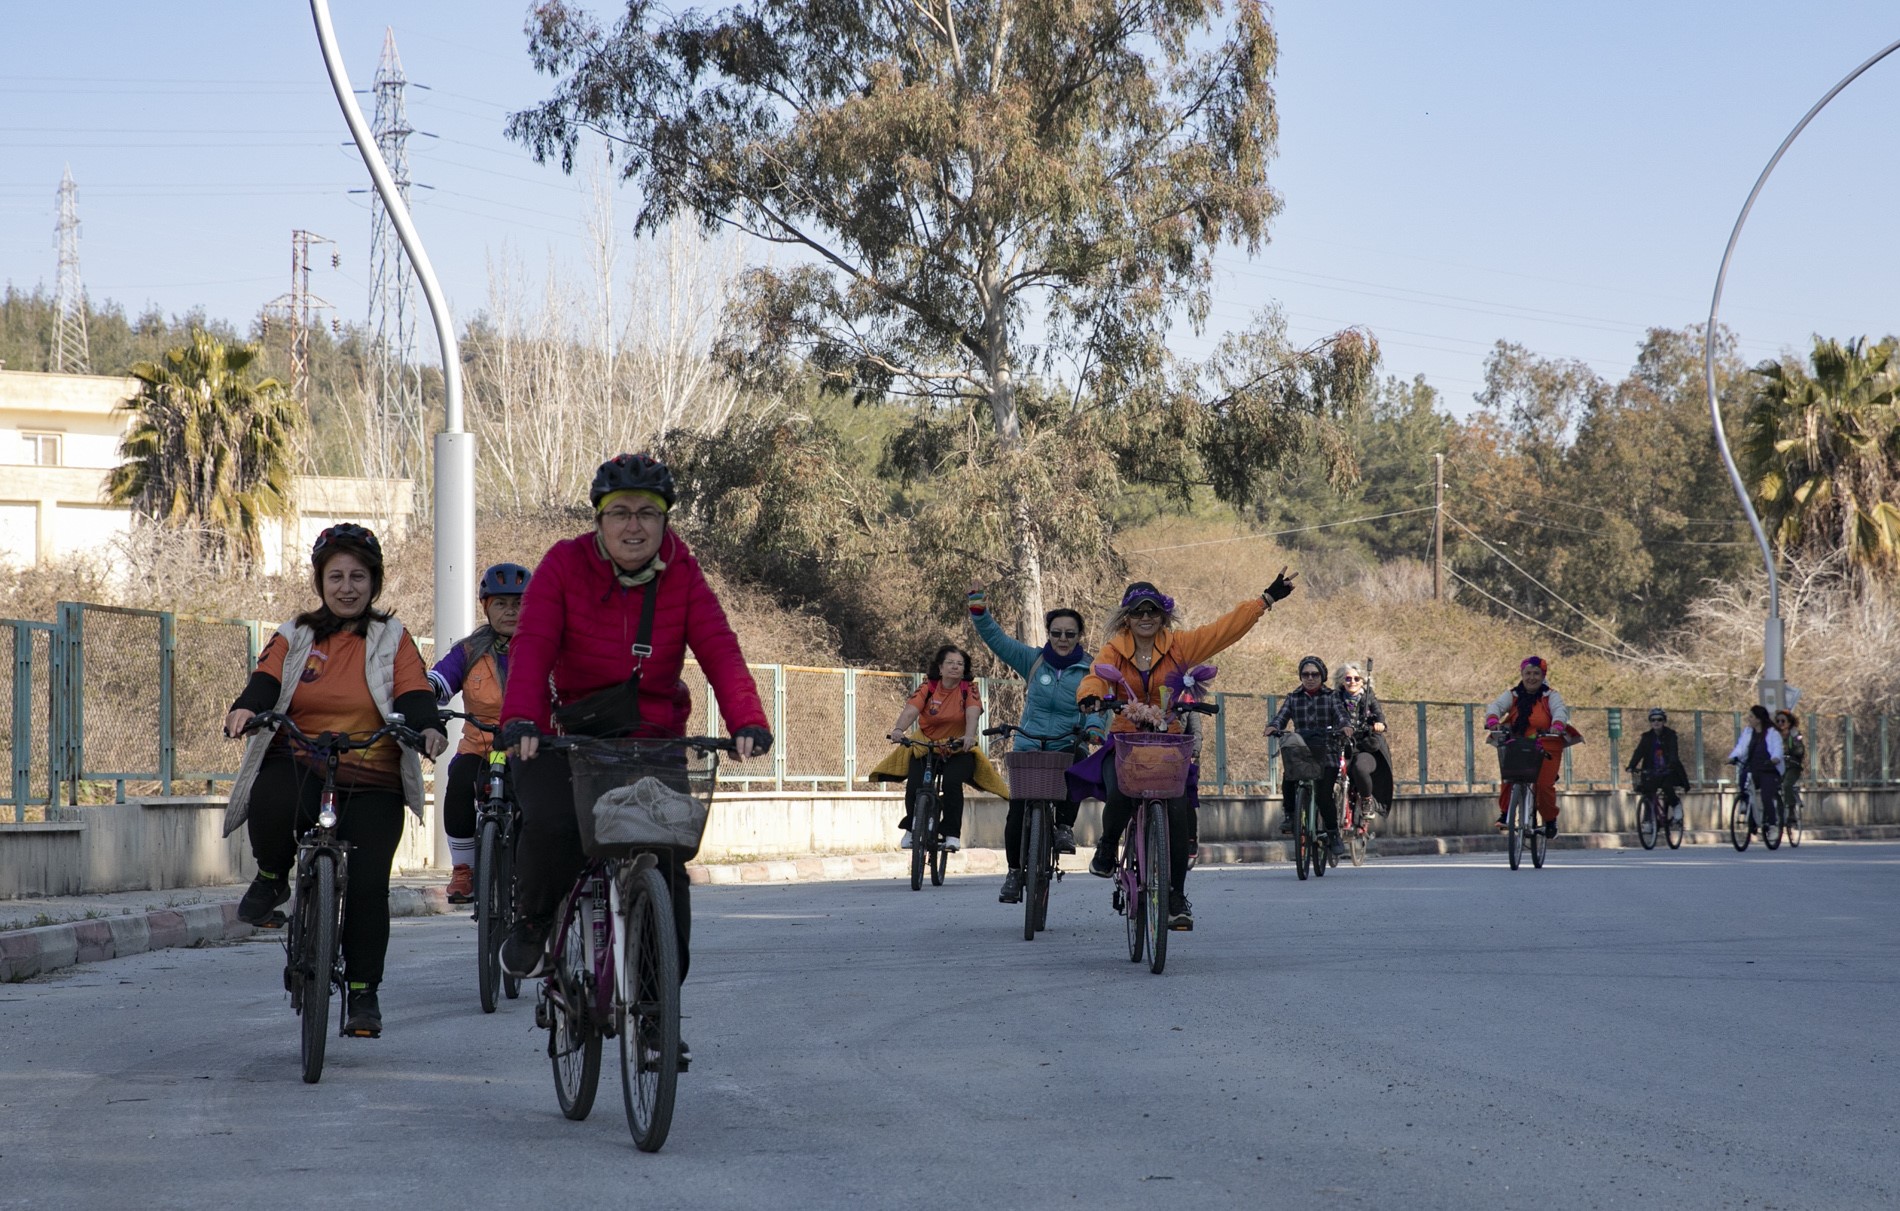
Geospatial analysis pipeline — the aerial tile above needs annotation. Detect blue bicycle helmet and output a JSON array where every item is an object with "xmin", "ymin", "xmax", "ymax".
[{"xmin": 479, "ymin": 562, "xmax": 531, "ymax": 599}]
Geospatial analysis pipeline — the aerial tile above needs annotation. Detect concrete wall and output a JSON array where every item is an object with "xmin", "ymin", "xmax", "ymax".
[{"xmin": 7, "ymin": 786, "xmax": 1897, "ymax": 899}]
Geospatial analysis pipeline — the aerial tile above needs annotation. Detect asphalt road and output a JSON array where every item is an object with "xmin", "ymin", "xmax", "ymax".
[{"xmin": 5, "ymin": 844, "xmax": 1898, "ymax": 1210}]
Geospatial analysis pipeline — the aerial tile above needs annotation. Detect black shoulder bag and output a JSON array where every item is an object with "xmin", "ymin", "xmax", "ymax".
[{"xmin": 551, "ymin": 576, "xmax": 660, "ymax": 738}]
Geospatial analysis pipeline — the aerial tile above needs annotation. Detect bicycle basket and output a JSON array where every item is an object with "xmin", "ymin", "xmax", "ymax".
[
  {"xmin": 1497, "ymin": 737, "xmax": 1546, "ymax": 783},
  {"xmin": 1111, "ymin": 732, "xmax": 1196, "ymax": 799},
  {"xmin": 1004, "ymin": 749, "xmax": 1075, "ymax": 800},
  {"xmin": 567, "ymin": 739, "xmax": 718, "ymax": 860},
  {"xmin": 1277, "ymin": 736, "xmax": 1330, "ymax": 783}
]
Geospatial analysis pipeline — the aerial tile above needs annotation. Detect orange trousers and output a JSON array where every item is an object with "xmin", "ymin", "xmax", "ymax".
[{"xmin": 1497, "ymin": 739, "xmax": 1563, "ymax": 823}]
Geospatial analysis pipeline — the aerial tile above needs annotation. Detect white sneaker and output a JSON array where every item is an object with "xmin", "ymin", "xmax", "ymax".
[
  {"xmin": 942, "ymin": 836, "xmax": 962, "ymax": 853},
  {"xmin": 899, "ymin": 830, "xmax": 913, "ymax": 849}
]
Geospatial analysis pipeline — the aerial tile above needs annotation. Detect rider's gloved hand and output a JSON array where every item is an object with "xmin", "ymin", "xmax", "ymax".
[
  {"xmin": 501, "ymin": 719, "xmax": 541, "ymax": 762},
  {"xmin": 1262, "ymin": 566, "xmax": 1298, "ymax": 604},
  {"xmin": 967, "ymin": 583, "xmax": 988, "ymax": 616},
  {"xmin": 1084, "ymin": 725, "xmax": 1105, "ymax": 746},
  {"xmin": 1078, "ymin": 695, "xmax": 1103, "ymax": 714},
  {"xmin": 1483, "ymin": 714, "xmax": 1500, "ymax": 731},
  {"xmin": 733, "ymin": 725, "xmax": 773, "ymax": 760}
]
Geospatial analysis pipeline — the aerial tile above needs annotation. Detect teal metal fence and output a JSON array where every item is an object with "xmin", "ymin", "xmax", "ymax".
[{"xmin": 4, "ymin": 603, "xmax": 1893, "ymax": 819}]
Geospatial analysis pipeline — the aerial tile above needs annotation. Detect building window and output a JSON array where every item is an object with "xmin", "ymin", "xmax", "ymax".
[{"xmin": 23, "ymin": 432, "xmax": 61, "ymax": 466}]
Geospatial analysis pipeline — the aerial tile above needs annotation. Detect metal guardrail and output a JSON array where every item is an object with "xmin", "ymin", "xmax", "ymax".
[{"xmin": 3, "ymin": 604, "xmax": 1893, "ymax": 820}]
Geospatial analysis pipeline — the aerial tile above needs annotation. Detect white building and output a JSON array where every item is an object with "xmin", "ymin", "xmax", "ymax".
[{"xmin": 0, "ymin": 368, "xmax": 412, "ymax": 573}]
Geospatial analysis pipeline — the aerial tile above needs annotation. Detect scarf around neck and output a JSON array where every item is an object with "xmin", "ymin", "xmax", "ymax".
[{"xmin": 1039, "ymin": 643, "xmax": 1090, "ymax": 671}]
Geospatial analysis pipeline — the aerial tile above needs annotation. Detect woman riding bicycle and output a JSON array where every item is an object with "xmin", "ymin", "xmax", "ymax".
[
  {"xmin": 428, "ymin": 562, "xmax": 531, "ymax": 904},
  {"xmin": 1774, "ymin": 709, "xmax": 1806, "ymax": 821},
  {"xmin": 1727, "ymin": 705, "xmax": 1784, "ymax": 831},
  {"xmin": 1267, "ymin": 656, "xmax": 1353, "ymax": 856},
  {"xmin": 1625, "ymin": 708, "xmax": 1689, "ymax": 822},
  {"xmin": 868, "ymin": 644, "xmax": 1009, "ymax": 854},
  {"xmin": 966, "ymin": 583, "xmax": 1102, "ymax": 903},
  {"xmin": 223, "ymin": 523, "xmax": 447, "ymax": 1039},
  {"xmin": 1334, "ymin": 662, "xmax": 1393, "ymax": 821},
  {"xmin": 1484, "ymin": 655, "xmax": 1578, "ymax": 838},
  {"xmin": 496, "ymin": 455, "xmax": 774, "ymax": 1012},
  {"xmin": 1075, "ymin": 573, "xmax": 1296, "ymax": 930}
]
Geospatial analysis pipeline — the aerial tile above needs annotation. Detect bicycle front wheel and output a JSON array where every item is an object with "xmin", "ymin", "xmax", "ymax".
[
  {"xmin": 1507, "ymin": 785, "xmax": 1525, "ymax": 871},
  {"xmin": 1023, "ymin": 804, "xmax": 1046, "ymax": 942},
  {"xmin": 1293, "ymin": 784, "xmax": 1311, "ymax": 881},
  {"xmin": 501, "ymin": 835, "xmax": 522, "ymax": 999},
  {"xmin": 299, "ymin": 853, "xmax": 338, "ymax": 1085},
  {"xmin": 1729, "ymin": 794, "xmax": 1751, "ymax": 852},
  {"xmin": 1637, "ymin": 794, "xmax": 1659, "ymax": 850},
  {"xmin": 477, "ymin": 820, "xmax": 502, "ymax": 1014},
  {"xmin": 619, "ymin": 864, "xmax": 680, "ymax": 1152},
  {"xmin": 1123, "ymin": 839, "xmax": 1144, "ymax": 964},
  {"xmin": 1763, "ymin": 811, "xmax": 1782, "ymax": 851},
  {"xmin": 909, "ymin": 790, "xmax": 930, "ymax": 891},
  {"xmin": 550, "ymin": 897, "xmax": 602, "ymax": 1120},
  {"xmin": 1145, "ymin": 801, "xmax": 1170, "ymax": 975}
]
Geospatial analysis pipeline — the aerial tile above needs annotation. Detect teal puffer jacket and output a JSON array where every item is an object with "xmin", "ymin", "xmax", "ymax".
[{"xmin": 971, "ymin": 610, "xmax": 1101, "ymax": 750}]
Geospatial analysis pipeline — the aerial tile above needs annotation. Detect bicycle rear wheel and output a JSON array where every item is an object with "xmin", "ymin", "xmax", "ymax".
[
  {"xmin": 909, "ymin": 790, "xmax": 931, "ymax": 891},
  {"xmin": 299, "ymin": 853, "xmax": 338, "ymax": 1085},
  {"xmin": 1507, "ymin": 785, "xmax": 1525, "ymax": 870},
  {"xmin": 1123, "ymin": 838, "xmax": 1144, "ymax": 964},
  {"xmin": 1729, "ymin": 794, "xmax": 1751, "ymax": 852},
  {"xmin": 550, "ymin": 896, "xmax": 602, "ymax": 1120},
  {"xmin": 1349, "ymin": 796, "xmax": 1368, "ymax": 866},
  {"xmin": 1785, "ymin": 794, "xmax": 1802, "ymax": 848},
  {"xmin": 477, "ymin": 820, "xmax": 502, "ymax": 1014},
  {"xmin": 1293, "ymin": 784, "xmax": 1311, "ymax": 881},
  {"xmin": 1145, "ymin": 802, "xmax": 1170, "ymax": 975},
  {"xmin": 618, "ymin": 864, "xmax": 680, "ymax": 1152},
  {"xmin": 1665, "ymin": 799, "xmax": 1684, "ymax": 850},
  {"xmin": 1637, "ymin": 794, "xmax": 1658, "ymax": 850},
  {"xmin": 1530, "ymin": 810, "xmax": 1547, "ymax": 869},
  {"xmin": 1023, "ymin": 804, "xmax": 1046, "ymax": 942},
  {"xmin": 930, "ymin": 841, "xmax": 947, "ymax": 886}
]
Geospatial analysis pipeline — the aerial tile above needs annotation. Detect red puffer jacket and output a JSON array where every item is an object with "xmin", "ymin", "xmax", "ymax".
[{"xmin": 499, "ymin": 529, "xmax": 768, "ymax": 738}]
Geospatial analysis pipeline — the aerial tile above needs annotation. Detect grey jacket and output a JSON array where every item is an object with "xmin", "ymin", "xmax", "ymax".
[{"xmin": 222, "ymin": 617, "xmax": 427, "ymax": 838}]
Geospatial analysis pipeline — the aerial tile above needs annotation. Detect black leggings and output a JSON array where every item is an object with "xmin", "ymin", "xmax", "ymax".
[
  {"xmin": 513, "ymin": 748, "xmax": 695, "ymax": 981},
  {"xmin": 1004, "ymin": 798, "xmax": 1080, "ymax": 867},
  {"xmin": 1344, "ymin": 752, "xmax": 1377, "ymax": 803},
  {"xmin": 441, "ymin": 752, "xmax": 484, "ymax": 841},
  {"xmin": 1096, "ymin": 757, "xmax": 1195, "ymax": 896},
  {"xmin": 245, "ymin": 754, "xmax": 406, "ymax": 988},
  {"xmin": 1282, "ymin": 777, "xmax": 1340, "ymax": 833},
  {"xmin": 898, "ymin": 751, "xmax": 974, "ymax": 838}
]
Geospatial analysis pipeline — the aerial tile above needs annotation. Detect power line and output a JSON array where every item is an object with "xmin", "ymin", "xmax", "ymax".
[
  {"xmin": 1443, "ymin": 568, "xmax": 1640, "ymax": 663},
  {"xmin": 1453, "ymin": 480, "xmax": 1750, "ymax": 528},
  {"xmin": 1442, "ymin": 510, "xmax": 1636, "ymax": 654},
  {"xmin": 1127, "ymin": 506, "xmax": 1437, "ymax": 554}
]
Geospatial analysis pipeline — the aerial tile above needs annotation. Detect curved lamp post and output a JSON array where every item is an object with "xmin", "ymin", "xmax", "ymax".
[
  {"xmin": 1705, "ymin": 36, "xmax": 1900, "ymax": 712},
  {"xmin": 311, "ymin": 0, "xmax": 478, "ymax": 866}
]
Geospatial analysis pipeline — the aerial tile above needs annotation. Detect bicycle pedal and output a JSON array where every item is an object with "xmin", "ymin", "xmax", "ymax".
[{"xmin": 1169, "ymin": 918, "xmax": 1194, "ymax": 932}]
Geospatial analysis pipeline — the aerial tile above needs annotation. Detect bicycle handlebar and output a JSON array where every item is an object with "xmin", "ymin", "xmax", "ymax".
[
  {"xmin": 982, "ymin": 723, "xmax": 1090, "ymax": 743},
  {"xmin": 440, "ymin": 709, "xmax": 500, "ymax": 736},
  {"xmin": 542, "ymin": 733, "xmax": 739, "ymax": 756},
  {"xmin": 242, "ymin": 710, "xmax": 425, "ymax": 755}
]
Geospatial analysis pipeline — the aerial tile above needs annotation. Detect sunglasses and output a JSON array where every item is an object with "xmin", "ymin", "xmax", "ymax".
[
  {"xmin": 1300, "ymin": 671, "xmax": 1323, "ymax": 679},
  {"xmin": 1129, "ymin": 606, "xmax": 1164, "ymax": 619},
  {"xmin": 1048, "ymin": 629, "xmax": 1080, "ymax": 639},
  {"xmin": 1342, "ymin": 676, "xmax": 1362, "ymax": 683}
]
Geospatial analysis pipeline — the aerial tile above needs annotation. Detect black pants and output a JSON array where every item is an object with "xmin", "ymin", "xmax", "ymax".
[
  {"xmin": 898, "ymin": 751, "xmax": 974, "ymax": 838},
  {"xmin": 1782, "ymin": 770, "xmax": 1803, "ymax": 815},
  {"xmin": 441, "ymin": 752, "xmax": 484, "ymax": 841},
  {"xmin": 1004, "ymin": 798, "xmax": 1079, "ymax": 867},
  {"xmin": 1636, "ymin": 772, "xmax": 1685, "ymax": 807},
  {"xmin": 1281, "ymin": 777, "xmax": 1340, "ymax": 833},
  {"xmin": 246, "ymin": 754, "xmax": 406, "ymax": 988},
  {"xmin": 513, "ymin": 748, "xmax": 695, "ymax": 981},
  {"xmin": 1751, "ymin": 767, "xmax": 1783, "ymax": 824},
  {"xmin": 1344, "ymin": 752, "xmax": 1378, "ymax": 804},
  {"xmin": 1096, "ymin": 757, "xmax": 1195, "ymax": 896}
]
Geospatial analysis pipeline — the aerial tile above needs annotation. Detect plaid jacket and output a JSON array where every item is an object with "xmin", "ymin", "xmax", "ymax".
[{"xmin": 1271, "ymin": 688, "xmax": 1351, "ymax": 751}]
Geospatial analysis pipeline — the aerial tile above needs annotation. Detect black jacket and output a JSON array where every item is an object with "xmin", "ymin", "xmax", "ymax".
[
  {"xmin": 1336, "ymin": 687, "xmax": 1395, "ymax": 806},
  {"xmin": 1626, "ymin": 727, "xmax": 1689, "ymax": 788}
]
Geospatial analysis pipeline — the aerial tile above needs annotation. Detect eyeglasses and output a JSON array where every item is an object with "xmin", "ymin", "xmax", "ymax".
[
  {"xmin": 1129, "ymin": 606, "xmax": 1163, "ymax": 619},
  {"xmin": 1048, "ymin": 629, "xmax": 1080, "ymax": 639},
  {"xmin": 1342, "ymin": 676, "xmax": 1362, "ymax": 683},
  {"xmin": 1300, "ymin": 671, "xmax": 1323, "ymax": 679},
  {"xmin": 600, "ymin": 507, "xmax": 666, "ymax": 528}
]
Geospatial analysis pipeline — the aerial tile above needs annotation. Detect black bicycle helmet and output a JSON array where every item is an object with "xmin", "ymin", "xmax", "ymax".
[
  {"xmin": 311, "ymin": 522, "xmax": 382, "ymax": 567},
  {"xmin": 479, "ymin": 562, "xmax": 532, "ymax": 598},
  {"xmin": 589, "ymin": 453, "xmax": 676, "ymax": 511}
]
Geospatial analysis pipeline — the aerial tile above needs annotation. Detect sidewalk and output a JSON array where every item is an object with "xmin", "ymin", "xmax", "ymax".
[{"xmin": 8, "ymin": 824, "xmax": 1899, "ymax": 982}]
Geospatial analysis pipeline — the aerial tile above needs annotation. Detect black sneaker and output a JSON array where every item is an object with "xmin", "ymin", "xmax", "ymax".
[
  {"xmin": 1542, "ymin": 819, "xmax": 1558, "ymax": 839},
  {"xmin": 344, "ymin": 988, "xmax": 382, "ymax": 1038},
  {"xmin": 1088, "ymin": 846, "xmax": 1117, "ymax": 878},
  {"xmin": 1280, "ymin": 814, "xmax": 1294, "ymax": 836},
  {"xmin": 237, "ymin": 871, "xmax": 291, "ymax": 926},
  {"xmin": 998, "ymin": 870, "xmax": 1024, "ymax": 904},
  {"xmin": 1326, "ymin": 833, "xmax": 1345, "ymax": 857},
  {"xmin": 1167, "ymin": 893, "xmax": 1194, "ymax": 931},
  {"xmin": 1053, "ymin": 826, "xmax": 1077, "ymax": 854},
  {"xmin": 1495, "ymin": 810, "xmax": 1509, "ymax": 831},
  {"xmin": 500, "ymin": 917, "xmax": 552, "ymax": 979}
]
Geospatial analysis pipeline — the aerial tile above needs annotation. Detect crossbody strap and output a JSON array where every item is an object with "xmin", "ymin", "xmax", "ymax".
[{"xmin": 631, "ymin": 572, "xmax": 661, "ymax": 668}]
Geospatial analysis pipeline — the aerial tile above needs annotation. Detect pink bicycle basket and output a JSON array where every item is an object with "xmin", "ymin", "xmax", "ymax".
[
  {"xmin": 1111, "ymin": 732, "xmax": 1196, "ymax": 799},
  {"xmin": 1004, "ymin": 749, "xmax": 1075, "ymax": 800}
]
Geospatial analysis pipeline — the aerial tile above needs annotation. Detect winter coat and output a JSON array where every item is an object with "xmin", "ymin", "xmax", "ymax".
[
  {"xmin": 430, "ymin": 625, "xmax": 509, "ymax": 757},
  {"xmin": 1625, "ymin": 727, "xmax": 1689, "ymax": 789},
  {"xmin": 1077, "ymin": 598, "xmax": 1267, "ymax": 734},
  {"xmin": 970, "ymin": 610, "xmax": 1100, "ymax": 750},
  {"xmin": 499, "ymin": 530, "xmax": 768, "ymax": 738}
]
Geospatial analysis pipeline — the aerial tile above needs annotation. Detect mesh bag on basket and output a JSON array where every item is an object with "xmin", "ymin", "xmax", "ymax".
[
  {"xmin": 1004, "ymin": 749, "xmax": 1075, "ymax": 800},
  {"xmin": 1278, "ymin": 735, "xmax": 1330, "ymax": 783},
  {"xmin": 1111, "ymin": 733, "xmax": 1196, "ymax": 799},
  {"xmin": 568, "ymin": 740, "xmax": 716, "ymax": 860},
  {"xmin": 1496, "ymin": 737, "xmax": 1546, "ymax": 783}
]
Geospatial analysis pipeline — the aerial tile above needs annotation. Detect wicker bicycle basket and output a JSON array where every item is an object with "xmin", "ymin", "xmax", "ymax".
[
  {"xmin": 1111, "ymin": 732, "xmax": 1196, "ymax": 799},
  {"xmin": 566, "ymin": 739, "xmax": 719, "ymax": 860},
  {"xmin": 1277, "ymin": 737, "xmax": 1330, "ymax": 783},
  {"xmin": 1004, "ymin": 749, "xmax": 1076, "ymax": 801},
  {"xmin": 1496, "ymin": 737, "xmax": 1547, "ymax": 784}
]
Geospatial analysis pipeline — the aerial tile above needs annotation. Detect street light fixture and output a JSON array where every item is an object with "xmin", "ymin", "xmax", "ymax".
[{"xmin": 1704, "ymin": 36, "xmax": 1900, "ymax": 713}]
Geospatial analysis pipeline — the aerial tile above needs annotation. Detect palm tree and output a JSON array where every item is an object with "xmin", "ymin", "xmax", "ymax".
[
  {"xmin": 1741, "ymin": 336, "xmax": 1900, "ymax": 583},
  {"xmin": 105, "ymin": 328, "xmax": 303, "ymax": 568}
]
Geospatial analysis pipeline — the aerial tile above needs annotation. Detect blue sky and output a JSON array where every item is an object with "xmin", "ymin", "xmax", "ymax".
[{"xmin": 2, "ymin": 1, "xmax": 1896, "ymax": 408}]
